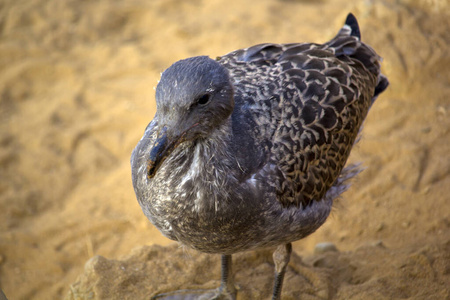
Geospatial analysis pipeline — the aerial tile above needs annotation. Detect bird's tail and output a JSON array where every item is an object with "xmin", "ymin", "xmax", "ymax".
[
  {"xmin": 337, "ymin": 13, "xmax": 361, "ymax": 40},
  {"xmin": 328, "ymin": 13, "xmax": 389, "ymax": 103}
]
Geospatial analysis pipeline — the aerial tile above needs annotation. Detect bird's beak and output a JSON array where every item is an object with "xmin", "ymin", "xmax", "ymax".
[
  {"xmin": 147, "ymin": 126, "xmax": 178, "ymax": 179},
  {"xmin": 146, "ymin": 123, "xmax": 198, "ymax": 179}
]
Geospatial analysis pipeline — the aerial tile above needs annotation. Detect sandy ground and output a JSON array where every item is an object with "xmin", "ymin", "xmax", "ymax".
[{"xmin": 0, "ymin": 0, "xmax": 449, "ymax": 299}]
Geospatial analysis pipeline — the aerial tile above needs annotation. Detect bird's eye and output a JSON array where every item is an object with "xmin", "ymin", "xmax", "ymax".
[{"xmin": 197, "ymin": 94, "xmax": 211, "ymax": 105}]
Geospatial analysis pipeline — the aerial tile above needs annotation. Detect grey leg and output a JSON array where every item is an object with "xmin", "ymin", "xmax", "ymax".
[
  {"xmin": 272, "ymin": 243, "xmax": 292, "ymax": 300},
  {"xmin": 151, "ymin": 254, "xmax": 236, "ymax": 300},
  {"xmin": 218, "ymin": 254, "xmax": 236, "ymax": 297}
]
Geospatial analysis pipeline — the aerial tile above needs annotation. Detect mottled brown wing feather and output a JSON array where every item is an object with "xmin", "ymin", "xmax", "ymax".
[{"xmin": 218, "ymin": 33, "xmax": 381, "ymax": 207}]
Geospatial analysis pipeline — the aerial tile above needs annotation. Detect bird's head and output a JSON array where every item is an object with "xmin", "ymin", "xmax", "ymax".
[{"xmin": 147, "ymin": 56, "xmax": 234, "ymax": 178}]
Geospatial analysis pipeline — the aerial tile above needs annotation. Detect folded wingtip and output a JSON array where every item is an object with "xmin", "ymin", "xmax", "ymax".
[{"xmin": 345, "ymin": 13, "xmax": 361, "ymax": 40}]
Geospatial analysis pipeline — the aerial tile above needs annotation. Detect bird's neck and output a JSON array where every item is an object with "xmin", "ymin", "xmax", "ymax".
[
  {"xmin": 188, "ymin": 119, "xmax": 236, "ymax": 181},
  {"xmin": 165, "ymin": 118, "xmax": 239, "ymax": 213}
]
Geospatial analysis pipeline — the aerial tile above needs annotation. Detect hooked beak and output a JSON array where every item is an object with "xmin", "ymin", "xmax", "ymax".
[{"xmin": 146, "ymin": 124, "xmax": 198, "ymax": 179}]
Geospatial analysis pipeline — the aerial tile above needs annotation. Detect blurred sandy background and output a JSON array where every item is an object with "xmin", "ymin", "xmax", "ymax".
[{"xmin": 0, "ymin": 0, "xmax": 449, "ymax": 299}]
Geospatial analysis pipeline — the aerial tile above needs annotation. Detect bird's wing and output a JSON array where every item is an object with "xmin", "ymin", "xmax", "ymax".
[{"xmin": 219, "ymin": 16, "xmax": 386, "ymax": 208}]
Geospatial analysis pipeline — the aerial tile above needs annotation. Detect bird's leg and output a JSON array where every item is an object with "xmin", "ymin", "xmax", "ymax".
[
  {"xmin": 218, "ymin": 254, "xmax": 236, "ymax": 297},
  {"xmin": 272, "ymin": 243, "xmax": 292, "ymax": 300},
  {"xmin": 151, "ymin": 254, "xmax": 236, "ymax": 300}
]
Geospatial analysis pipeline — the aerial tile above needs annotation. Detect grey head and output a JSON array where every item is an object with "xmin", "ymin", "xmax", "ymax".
[{"xmin": 148, "ymin": 56, "xmax": 234, "ymax": 178}]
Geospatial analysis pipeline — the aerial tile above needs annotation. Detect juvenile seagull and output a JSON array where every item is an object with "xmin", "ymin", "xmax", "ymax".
[{"xmin": 131, "ymin": 13, "xmax": 388, "ymax": 300}]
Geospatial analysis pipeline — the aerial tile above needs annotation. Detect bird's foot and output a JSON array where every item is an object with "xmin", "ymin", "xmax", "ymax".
[{"xmin": 151, "ymin": 286, "xmax": 236, "ymax": 300}]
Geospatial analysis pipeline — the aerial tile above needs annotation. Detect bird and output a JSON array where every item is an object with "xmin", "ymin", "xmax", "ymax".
[{"xmin": 131, "ymin": 13, "xmax": 388, "ymax": 300}]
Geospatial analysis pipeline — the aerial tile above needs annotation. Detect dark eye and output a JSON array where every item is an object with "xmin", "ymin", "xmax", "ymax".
[{"xmin": 197, "ymin": 94, "xmax": 211, "ymax": 105}]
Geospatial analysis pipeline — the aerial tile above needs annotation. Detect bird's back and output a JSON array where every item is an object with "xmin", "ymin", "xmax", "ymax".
[{"xmin": 218, "ymin": 13, "xmax": 388, "ymax": 207}]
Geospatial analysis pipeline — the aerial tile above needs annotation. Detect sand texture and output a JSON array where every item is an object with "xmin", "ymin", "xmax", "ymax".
[{"xmin": 0, "ymin": 0, "xmax": 449, "ymax": 299}]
